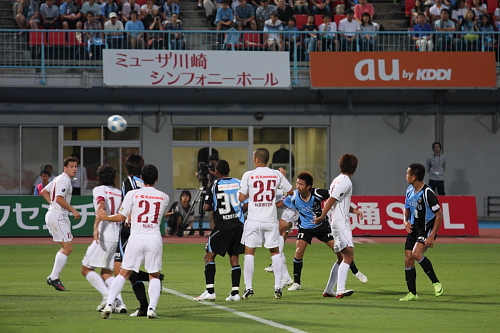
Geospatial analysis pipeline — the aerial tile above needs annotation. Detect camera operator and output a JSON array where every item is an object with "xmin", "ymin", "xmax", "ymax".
[{"xmin": 196, "ymin": 154, "xmax": 219, "ymax": 233}]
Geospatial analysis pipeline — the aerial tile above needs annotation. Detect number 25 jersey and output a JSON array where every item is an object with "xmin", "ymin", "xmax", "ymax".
[{"xmin": 239, "ymin": 167, "xmax": 292, "ymax": 223}]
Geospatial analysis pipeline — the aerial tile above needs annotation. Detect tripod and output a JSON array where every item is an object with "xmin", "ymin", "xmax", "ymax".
[{"xmin": 178, "ymin": 184, "xmax": 209, "ymax": 237}]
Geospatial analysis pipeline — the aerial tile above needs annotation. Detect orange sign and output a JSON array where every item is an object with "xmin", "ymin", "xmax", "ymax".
[{"xmin": 310, "ymin": 52, "xmax": 497, "ymax": 89}]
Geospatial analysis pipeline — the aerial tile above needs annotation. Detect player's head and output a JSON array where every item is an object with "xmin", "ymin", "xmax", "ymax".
[
  {"xmin": 208, "ymin": 154, "xmax": 219, "ymax": 163},
  {"xmin": 407, "ymin": 163, "xmax": 425, "ymax": 183},
  {"xmin": 125, "ymin": 153, "xmax": 144, "ymax": 177},
  {"xmin": 41, "ymin": 169, "xmax": 50, "ymax": 184},
  {"xmin": 63, "ymin": 157, "xmax": 78, "ymax": 177},
  {"xmin": 141, "ymin": 164, "xmax": 158, "ymax": 185},
  {"xmin": 339, "ymin": 154, "xmax": 358, "ymax": 175},
  {"xmin": 215, "ymin": 159, "xmax": 230, "ymax": 177},
  {"xmin": 180, "ymin": 190, "xmax": 191, "ymax": 202},
  {"xmin": 296, "ymin": 172, "xmax": 313, "ymax": 195},
  {"xmin": 97, "ymin": 165, "xmax": 116, "ymax": 187},
  {"xmin": 253, "ymin": 148, "xmax": 270, "ymax": 165},
  {"xmin": 44, "ymin": 164, "xmax": 53, "ymax": 175}
]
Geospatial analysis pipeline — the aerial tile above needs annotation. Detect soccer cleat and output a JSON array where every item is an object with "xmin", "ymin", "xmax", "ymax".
[
  {"xmin": 335, "ymin": 290, "xmax": 354, "ymax": 299},
  {"xmin": 242, "ymin": 288, "xmax": 254, "ymax": 300},
  {"xmin": 147, "ymin": 308, "xmax": 157, "ymax": 319},
  {"xmin": 433, "ymin": 282, "xmax": 443, "ymax": 297},
  {"xmin": 96, "ymin": 298, "xmax": 107, "ymax": 312},
  {"xmin": 354, "ymin": 271, "xmax": 368, "ymax": 283},
  {"xmin": 226, "ymin": 294, "xmax": 241, "ymax": 301},
  {"xmin": 129, "ymin": 308, "xmax": 148, "ymax": 317},
  {"xmin": 322, "ymin": 290, "xmax": 336, "ymax": 297},
  {"xmin": 399, "ymin": 292, "xmax": 419, "ymax": 301},
  {"xmin": 160, "ymin": 273, "xmax": 165, "ymax": 293},
  {"xmin": 264, "ymin": 264, "xmax": 273, "ymax": 273},
  {"xmin": 274, "ymin": 288, "xmax": 282, "ymax": 299},
  {"xmin": 288, "ymin": 283, "xmax": 301, "ymax": 291},
  {"xmin": 113, "ymin": 305, "xmax": 127, "ymax": 314},
  {"xmin": 101, "ymin": 305, "xmax": 113, "ymax": 319},
  {"xmin": 47, "ymin": 276, "xmax": 66, "ymax": 291},
  {"xmin": 281, "ymin": 277, "xmax": 294, "ymax": 289},
  {"xmin": 194, "ymin": 290, "xmax": 216, "ymax": 301}
]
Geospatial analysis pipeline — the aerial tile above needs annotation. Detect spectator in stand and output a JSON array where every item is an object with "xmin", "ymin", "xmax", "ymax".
[
  {"xmin": 311, "ymin": 0, "xmax": 331, "ymax": 17},
  {"xmin": 84, "ymin": 12, "xmax": 105, "ymax": 59},
  {"xmin": 471, "ymin": 0, "xmax": 487, "ymax": 23},
  {"xmin": 141, "ymin": 0, "xmax": 159, "ymax": 29},
  {"xmin": 164, "ymin": 13, "xmax": 184, "ymax": 49},
  {"xmin": 494, "ymin": 1, "xmax": 500, "ymax": 30},
  {"xmin": 60, "ymin": 0, "xmax": 82, "ymax": 30},
  {"xmin": 101, "ymin": 0, "xmax": 118, "ymax": 24},
  {"xmin": 358, "ymin": 12, "xmax": 376, "ymax": 50},
  {"xmin": 15, "ymin": 0, "xmax": 39, "ymax": 31},
  {"xmin": 294, "ymin": 0, "xmax": 309, "ymax": 14},
  {"xmin": 412, "ymin": 12, "xmax": 433, "ymax": 51},
  {"xmin": 164, "ymin": 0, "xmax": 180, "ymax": 20},
  {"xmin": 478, "ymin": 14, "xmax": 494, "ymax": 51},
  {"xmin": 264, "ymin": 11, "xmax": 284, "ymax": 50},
  {"xmin": 302, "ymin": 14, "xmax": 317, "ymax": 60},
  {"xmin": 354, "ymin": 0, "xmax": 374, "ymax": 24},
  {"xmin": 148, "ymin": 16, "xmax": 165, "ymax": 49},
  {"xmin": 459, "ymin": 9, "xmax": 479, "ymax": 50},
  {"xmin": 283, "ymin": 17, "xmax": 300, "ymax": 57},
  {"xmin": 40, "ymin": 0, "xmax": 61, "ymax": 29},
  {"xmin": 231, "ymin": 0, "xmax": 239, "ymax": 12},
  {"xmin": 215, "ymin": 0, "xmax": 234, "ymax": 42},
  {"xmin": 125, "ymin": 10, "xmax": 145, "ymax": 49},
  {"xmin": 154, "ymin": 0, "xmax": 167, "ymax": 21},
  {"xmin": 429, "ymin": 0, "xmax": 448, "ymax": 21},
  {"xmin": 411, "ymin": 0, "xmax": 430, "ymax": 25},
  {"xmin": 81, "ymin": 0, "xmax": 102, "ymax": 22},
  {"xmin": 104, "ymin": 12, "xmax": 124, "ymax": 49},
  {"xmin": 276, "ymin": 0, "xmax": 295, "ymax": 23},
  {"xmin": 317, "ymin": 14, "xmax": 338, "ymax": 51},
  {"xmin": 33, "ymin": 165, "xmax": 55, "ymax": 194},
  {"xmin": 256, "ymin": 0, "xmax": 277, "ymax": 30},
  {"xmin": 338, "ymin": 8, "xmax": 360, "ymax": 51},
  {"xmin": 34, "ymin": 170, "xmax": 51, "ymax": 196},
  {"xmin": 451, "ymin": 0, "xmax": 468, "ymax": 24},
  {"xmin": 235, "ymin": 0, "xmax": 257, "ymax": 31},
  {"xmin": 204, "ymin": 0, "xmax": 223, "ymax": 27},
  {"xmin": 122, "ymin": 0, "xmax": 141, "ymax": 23},
  {"xmin": 434, "ymin": 8, "xmax": 457, "ymax": 50}
]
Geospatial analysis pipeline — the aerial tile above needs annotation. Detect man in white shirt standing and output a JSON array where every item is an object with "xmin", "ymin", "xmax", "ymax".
[
  {"xmin": 238, "ymin": 148, "xmax": 293, "ymax": 300},
  {"xmin": 99, "ymin": 164, "xmax": 169, "ymax": 320},
  {"xmin": 41, "ymin": 156, "xmax": 81, "ymax": 291},
  {"xmin": 315, "ymin": 154, "xmax": 363, "ymax": 298},
  {"xmin": 338, "ymin": 9, "xmax": 361, "ymax": 51}
]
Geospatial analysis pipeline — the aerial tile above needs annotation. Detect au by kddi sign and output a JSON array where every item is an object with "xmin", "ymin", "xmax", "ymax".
[{"xmin": 310, "ymin": 52, "xmax": 496, "ymax": 89}]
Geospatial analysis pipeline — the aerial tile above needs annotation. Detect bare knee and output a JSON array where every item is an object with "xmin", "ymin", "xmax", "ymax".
[{"xmin": 81, "ymin": 265, "xmax": 92, "ymax": 277}]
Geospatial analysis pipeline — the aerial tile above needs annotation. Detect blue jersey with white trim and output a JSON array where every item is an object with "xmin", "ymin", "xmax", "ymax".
[
  {"xmin": 405, "ymin": 184, "xmax": 440, "ymax": 232},
  {"xmin": 282, "ymin": 188, "xmax": 330, "ymax": 229},
  {"xmin": 206, "ymin": 177, "xmax": 245, "ymax": 230}
]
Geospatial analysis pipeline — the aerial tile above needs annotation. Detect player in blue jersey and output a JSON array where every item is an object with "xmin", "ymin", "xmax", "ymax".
[
  {"xmin": 194, "ymin": 160, "xmax": 248, "ymax": 302},
  {"xmin": 400, "ymin": 163, "xmax": 443, "ymax": 301}
]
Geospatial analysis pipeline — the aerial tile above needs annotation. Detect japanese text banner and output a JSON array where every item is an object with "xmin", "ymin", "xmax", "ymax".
[{"xmin": 103, "ymin": 50, "xmax": 291, "ymax": 89}]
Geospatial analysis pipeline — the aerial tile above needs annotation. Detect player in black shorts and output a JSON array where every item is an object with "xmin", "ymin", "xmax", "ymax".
[{"xmin": 194, "ymin": 160, "xmax": 248, "ymax": 302}]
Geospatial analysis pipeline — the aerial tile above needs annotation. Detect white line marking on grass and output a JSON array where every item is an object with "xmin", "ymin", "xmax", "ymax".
[{"xmin": 163, "ymin": 287, "xmax": 308, "ymax": 333}]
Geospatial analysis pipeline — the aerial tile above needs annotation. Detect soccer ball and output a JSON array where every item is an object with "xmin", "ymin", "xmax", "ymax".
[{"xmin": 107, "ymin": 115, "xmax": 127, "ymax": 133}]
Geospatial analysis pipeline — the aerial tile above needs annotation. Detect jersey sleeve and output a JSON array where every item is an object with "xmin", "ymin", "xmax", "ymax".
[
  {"xmin": 205, "ymin": 182, "xmax": 216, "ymax": 209},
  {"xmin": 55, "ymin": 177, "xmax": 71, "ymax": 198},
  {"xmin": 118, "ymin": 190, "xmax": 134, "ymax": 217},
  {"xmin": 93, "ymin": 186, "xmax": 106, "ymax": 210},
  {"xmin": 404, "ymin": 186, "xmax": 412, "ymax": 209},
  {"xmin": 282, "ymin": 194, "xmax": 295, "ymax": 209},
  {"xmin": 330, "ymin": 178, "xmax": 350, "ymax": 202},
  {"xmin": 425, "ymin": 188, "xmax": 440, "ymax": 213},
  {"xmin": 314, "ymin": 188, "xmax": 330, "ymax": 201},
  {"xmin": 239, "ymin": 171, "xmax": 249, "ymax": 196},
  {"xmin": 278, "ymin": 172, "xmax": 292, "ymax": 193}
]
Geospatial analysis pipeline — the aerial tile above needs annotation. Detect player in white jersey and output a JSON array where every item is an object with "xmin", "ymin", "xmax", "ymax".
[
  {"xmin": 98, "ymin": 164, "xmax": 169, "ymax": 320},
  {"xmin": 315, "ymin": 154, "xmax": 364, "ymax": 299},
  {"xmin": 81, "ymin": 165, "xmax": 127, "ymax": 312},
  {"xmin": 238, "ymin": 148, "xmax": 293, "ymax": 300},
  {"xmin": 41, "ymin": 156, "xmax": 81, "ymax": 291}
]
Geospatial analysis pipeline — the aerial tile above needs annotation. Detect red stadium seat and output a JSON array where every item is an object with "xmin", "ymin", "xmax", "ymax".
[
  {"xmin": 28, "ymin": 30, "xmax": 46, "ymax": 46},
  {"xmin": 487, "ymin": 0, "xmax": 496, "ymax": 14},
  {"xmin": 243, "ymin": 32, "xmax": 263, "ymax": 47},
  {"xmin": 315, "ymin": 15, "xmax": 324, "ymax": 26},
  {"xmin": 334, "ymin": 14, "xmax": 346, "ymax": 26},
  {"xmin": 48, "ymin": 31, "xmax": 68, "ymax": 46},
  {"xmin": 68, "ymin": 31, "xmax": 85, "ymax": 45},
  {"xmin": 296, "ymin": 14, "xmax": 308, "ymax": 30},
  {"xmin": 405, "ymin": 0, "xmax": 415, "ymax": 16}
]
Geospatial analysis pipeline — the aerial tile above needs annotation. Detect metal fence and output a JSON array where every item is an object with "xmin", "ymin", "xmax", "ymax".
[{"xmin": 1, "ymin": 29, "xmax": 499, "ymax": 85}]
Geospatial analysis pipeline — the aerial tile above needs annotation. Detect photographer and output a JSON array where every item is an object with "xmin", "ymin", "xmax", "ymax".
[
  {"xmin": 196, "ymin": 154, "xmax": 219, "ymax": 187},
  {"xmin": 165, "ymin": 190, "xmax": 195, "ymax": 236}
]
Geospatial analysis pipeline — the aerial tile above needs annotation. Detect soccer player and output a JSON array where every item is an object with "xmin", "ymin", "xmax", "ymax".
[
  {"xmin": 81, "ymin": 165, "xmax": 126, "ymax": 312},
  {"xmin": 41, "ymin": 156, "xmax": 81, "ymax": 291},
  {"xmin": 280, "ymin": 172, "xmax": 367, "ymax": 291},
  {"xmin": 238, "ymin": 148, "xmax": 293, "ymax": 299},
  {"xmin": 194, "ymin": 160, "xmax": 248, "ymax": 302},
  {"xmin": 99, "ymin": 164, "xmax": 169, "ymax": 319},
  {"xmin": 315, "ymin": 154, "xmax": 363, "ymax": 299},
  {"xmin": 400, "ymin": 163, "xmax": 443, "ymax": 301}
]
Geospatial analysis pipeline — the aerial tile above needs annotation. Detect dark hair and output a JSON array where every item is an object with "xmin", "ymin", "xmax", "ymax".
[
  {"xmin": 414, "ymin": 0, "xmax": 425, "ymax": 12},
  {"xmin": 323, "ymin": 13, "xmax": 330, "ymax": 19},
  {"xmin": 307, "ymin": 14, "xmax": 315, "ymax": 20},
  {"xmin": 208, "ymin": 154, "xmax": 219, "ymax": 162},
  {"xmin": 86, "ymin": 12, "xmax": 94, "ymax": 17},
  {"xmin": 297, "ymin": 171, "xmax": 313, "ymax": 187},
  {"xmin": 216, "ymin": 160, "xmax": 230, "ymax": 176},
  {"xmin": 221, "ymin": 0, "xmax": 229, "ymax": 3},
  {"xmin": 408, "ymin": 163, "xmax": 425, "ymax": 182},
  {"xmin": 130, "ymin": 10, "xmax": 138, "ymax": 16},
  {"xmin": 254, "ymin": 148, "xmax": 270, "ymax": 164},
  {"xmin": 141, "ymin": 164, "xmax": 158, "ymax": 185},
  {"xmin": 180, "ymin": 190, "xmax": 192, "ymax": 201},
  {"xmin": 41, "ymin": 169, "xmax": 51, "ymax": 176},
  {"xmin": 432, "ymin": 142, "xmax": 442, "ymax": 150},
  {"xmin": 346, "ymin": 8, "xmax": 354, "ymax": 15},
  {"xmin": 361, "ymin": 12, "xmax": 372, "ymax": 24},
  {"xmin": 339, "ymin": 154, "xmax": 358, "ymax": 175},
  {"xmin": 63, "ymin": 157, "xmax": 78, "ymax": 167},
  {"xmin": 44, "ymin": 164, "xmax": 53, "ymax": 170},
  {"xmin": 417, "ymin": 12, "xmax": 425, "ymax": 18},
  {"xmin": 97, "ymin": 165, "xmax": 116, "ymax": 187},
  {"xmin": 271, "ymin": 10, "xmax": 279, "ymax": 17},
  {"xmin": 441, "ymin": 8, "xmax": 449, "ymax": 14},
  {"xmin": 480, "ymin": 14, "xmax": 491, "ymax": 27},
  {"xmin": 125, "ymin": 154, "xmax": 144, "ymax": 177},
  {"xmin": 288, "ymin": 17, "xmax": 296, "ymax": 23}
]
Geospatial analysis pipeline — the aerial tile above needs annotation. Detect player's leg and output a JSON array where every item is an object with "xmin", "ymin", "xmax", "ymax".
[
  {"xmin": 270, "ymin": 246, "xmax": 283, "ymax": 299},
  {"xmin": 102, "ymin": 268, "xmax": 127, "ymax": 313},
  {"xmin": 102, "ymin": 268, "xmax": 132, "ymax": 319},
  {"xmin": 195, "ymin": 251, "xmax": 217, "ymax": 301},
  {"xmin": 279, "ymin": 219, "xmax": 294, "ymax": 287},
  {"xmin": 243, "ymin": 246, "xmax": 256, "ymax": 299},
  {"xmin": 290, "ymin": 238, "xmax": 308, "ymax": 290},
  {"xmin": 349, "ymin": 261, "xmax": 368, "ymax": 283},
  {"xmin": 143, "ymin": 237, "xmax": 163, "ymax": 318},
  {"xmin": 146, "ymin": 272, "xmax": 161, "ymax": 319},
  {"xmin": 226, "ymin": 254, "xmax": 242, "ymax": 301},
  {"xmin": 334, "ymin": 227, "xmax": 354, "ymax": 298},
  {"xmin": 82, "ymin": 265, "xmax": 110, "ymax": 310},
  {"xmin": 46, "ymin": 213, "xmax": 73, "ymax": 291},
  {"xmin": 324, "ymin": 251, "xmax": 342, "ymax": 297},
  {"xmin": 413, "ymin": 238, "xmax": 442, "ymax": 297},
  {"xmin": 400, "ymin": 234, "xmax": 418, "ymax": 301}
]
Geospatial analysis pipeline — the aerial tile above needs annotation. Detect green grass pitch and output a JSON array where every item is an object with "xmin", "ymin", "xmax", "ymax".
[{"xmin": 0, "ymin": 242, "xmax": 499, "ymax": 333}]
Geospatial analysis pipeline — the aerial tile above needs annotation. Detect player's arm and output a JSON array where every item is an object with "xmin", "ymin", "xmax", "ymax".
[
  {"xmin": 93, "ymin": 201, "xmax": 105, "ymax": 243},
  {"xmin": 41, "ymin": 188, "xmax": 51, "ymax": 204},
  {"xmin": 314, "ymin": 196, "xmax": 336, "ymax": 223},
  {"xmin": 56, "ymin": 195, "xmax": 81, "ymax": 220},
  {"xmin": 96, "ymin": 209, "xmax": 126, "ymax": 223},
  {"xmin": 425, "ymin": 192, "xmax": 442, "ymax": 247},
  {"xmin": 242, "ymin": 202, "xmax": 248, "ymax": 213},
  {"xmin": 403, "ymin": 208, "xmax": 412, "ymax": 233},
  {"xmin": 349, "ymin": 206, "xmax": 364, "ymax": 220}
]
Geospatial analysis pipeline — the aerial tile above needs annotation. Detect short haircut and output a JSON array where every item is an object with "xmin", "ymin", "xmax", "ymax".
[
  {"xmin": 408, "ymin": 163, "xmax": 425, "ymax": 182},
  {"xmin": 63, "ymin": 156, "xmax": 78, "ymax": 167},
  {"xmin": 180, "ymin": 190, "xmax": 192, "ymax": 201},
  {"xmin": 216, "ymin": 159, "xmax": 230, "ymax": 176},
  {"xmin": 141, "ymin": 164, "xmax": 158, "ymax": 185},
  {"xmin": 441, "ymin": 8, "xmax": 449, "ymax": 14},
  {"xmin": 130, "ymin": 10, "xmax": 138, "ymax": 16},
  {"xmin": 221, "ymin": 0, "xmax": 229, "ymax": 4},
  {"xmin": 87, "ymin": 12, "xmax": 94, "ymax": 17},
  {"xmin": 97, "ymin": 165, "xmax": 116, "ymax": 187},
  {"xmin": 254, "ymin": 148, "xmax": 270, "ymax": 164},
  {"xmin": 41, "ymin": 169, "xmax": 51, "ymax": 176},
  {"xmin": 339, "ymin": 154, "xmax": 358, "ymax": 175},
  {"xmin": 125, "ymin": 154, "xmax": 144, "ymax": 177},
  {"xmin": 271, "ymin": 11, "xmax": 279, "ymax": 17},
  {"xmin": 323, "ymin": 14, "xmax": 330, "ymax": 18},
  {"xmin": 44, "ymin": 164, "xmax": 53, "ymax": 170},
  {"xmin": 417, "ymin": 12, "xmax": 425, "ymax": 18},
  {"xmin": 297, "ymin": 171, "xmax": 313, "ymax": 187},
  {"xmin": 208, "ymin": 154, "xmax": 219, "ymax": 162},
  {"xmin": 346, "ymin": 8, "xmax": 354, "ymax": 15},
  {"xmin": 288, "ymin": 17, "xmax": 296, "ymax": 23},
  {"xmin": 432, "ymin": 142, "xmax": 441, "ymax": 149}
]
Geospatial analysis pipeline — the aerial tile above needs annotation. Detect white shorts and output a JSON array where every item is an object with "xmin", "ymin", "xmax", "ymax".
[
  {"xmin": 121, "ymin": 234, "xmax": 163, "ymax": 273},
  {"xmin": 281, "ymin": 207, "xmax": 299, "ymax": 224},
  {"xmin": 331, "ymin": 224, "xmax": 354, "ymax": 253},
  {"xmin": 45, "ymin": 211, "xmax": 73, "ymax": 243},
  {"xmin": 242, "ymin": 220, "xmax": 280, "ymax": 249},
  {"xmin": 82, "ymin": 240, "xmax": 117, "ymax": 270}
]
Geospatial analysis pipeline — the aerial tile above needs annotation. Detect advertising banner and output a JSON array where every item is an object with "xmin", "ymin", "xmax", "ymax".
[
  {"xmin": 103, "ymin": 50, "xmax": 291, "ymax": 89},
  {"xmin": 310, "ymin": 52, "xmax": 497, "ymax": 89}
]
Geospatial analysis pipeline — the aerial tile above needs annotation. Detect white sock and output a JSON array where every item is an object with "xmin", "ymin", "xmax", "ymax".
[
  {"xmin": 325, "ymin": 262, "xmax": 339, "ymax": 292},
  {"xmin": 85, "ymin": 271, "xmax": 109, "ymax": 297},
  {"xmin": 105, "ymin": 276, "xmax": 124, "ymax": 306},
  {"xmin": 271, "ymin": 253, "xmax": 283, "ymax": 289},
  {"xmin": 337, "ymin": 262, "xmax": 350, "ymax": 292},
  {"xmin": 278, "ymin": 236, "xmax": 291, "ymax": 279},
  {"xmin": 106, "ymin": 275, "xmax": 126, "ymax": 306},
  {"xmin": 244, "ymin": 254, "xmax": 254, "ymax": 289},
  {"xmin": 279, "ymin": 235, "xmax": 285, "ymax": 254},
  {"xmin": 148, "ymin": 278, "xmax": 161, "ymax": 310},
  {"xmin": 50, "ymin": 252, "xmax": 68, "ymax": 280}
]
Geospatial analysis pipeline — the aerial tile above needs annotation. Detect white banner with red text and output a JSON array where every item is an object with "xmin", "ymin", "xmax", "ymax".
[{"xmin": 103, "ymin": 49, "xmax": 291, "ymax": 89}]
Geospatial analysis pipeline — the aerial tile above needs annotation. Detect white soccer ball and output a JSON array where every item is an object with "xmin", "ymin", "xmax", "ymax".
[{"xmin": 107, "ymin": 115, "xmax": 127, "ymax": 133}]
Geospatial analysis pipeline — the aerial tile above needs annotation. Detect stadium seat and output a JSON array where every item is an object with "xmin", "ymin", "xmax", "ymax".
[
  {"xmin": 315, "ymin": 15, "xmax": 324, "ymax": 26},
  {"xmin": 296, "ymin": 14, "xmax": 308, "ymax": 30},
  {"xmin": 487, "ymin": 0, "xmax": 496, "ymax": 14},
  {"xmin": 334, "ymin": 14, "xmax": 346, "ymax": 26},
  {"xmin": 29, "ymin": 30, "xmax": 46, "ymax": 46},
  {"xmin": 48, "ymin": 31, "xmax": 68, "ymax": 46},
  {"xmin": 405, "ymin": 0, "xmax": 415, "ymax": 16},
  {"xmin": 242, "ymin": 32, "xmax": 264, "ymax": 50}
]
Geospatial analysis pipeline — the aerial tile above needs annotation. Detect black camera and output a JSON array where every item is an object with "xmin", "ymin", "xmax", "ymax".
[{"xmin": 197, "ymin": 161, "xmax": 215, "ymax": 186}]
